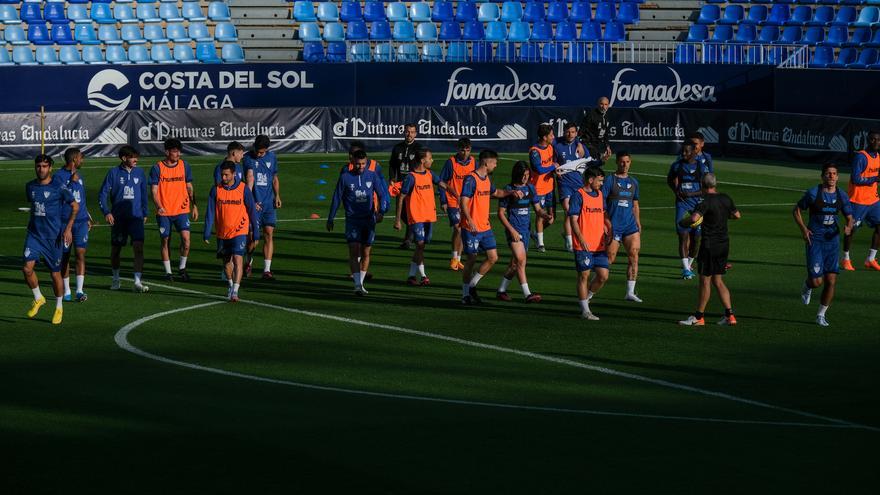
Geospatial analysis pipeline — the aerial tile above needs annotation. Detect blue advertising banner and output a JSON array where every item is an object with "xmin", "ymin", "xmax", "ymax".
[{"xmin": 773, "ymin": 70, "xmax": 880, "ymax": 119}]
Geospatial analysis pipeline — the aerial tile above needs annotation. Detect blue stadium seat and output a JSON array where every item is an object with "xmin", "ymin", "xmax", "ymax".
[
  {"xmin": 82, "ymin": 45, "xmax": 105, "ymax": 64},
  {"xmin": 36, "ymin": 45, "xmax": 60, "ymax": 65},
  {"xmin": 455, "ymin": 1, "xmax": 478, "ymax": 22},
  {"xmin": 150, "ymin": 44, "xmax": 173, "ymax": 63},
  {"xmin": 370, "ymin": 20, "xmax": 392, "ymax": 40},
  {"xmin": 196, "ymin": 42, "xmax": 222, "ymax": 63},
  {"xmin": 326, "ymin": 41, "xmax": 347, "ymax": 62},
  {"xmin": 350, "ymin": 42, "xmax": 372, "ymax": 62},
  {"xmin": 431, "ymin": 0, "xmax": 455, "ymax": 22},
  {"xmin": 221, "ymin": 43, "xmax": 245, "ymax": 63},
  {"xmin": 299, "ymin": 22, "xmax": 321, "ymax": 41},
  {"xmin": 846, "ymin": 26, "xmax": 872, "ymax": 47},
  {"xmin": 59, "ymin": 45, "xmax": 84, "ymax": 65},
  {"xmin": 530, "ymin": 19, "xmax": 553, "ymax": 41},
  {"xmin": 617, "ymin": 2, "xmax": 640, "ymax": 24},
  {"xmin": 604, "ymin": 20, "xmax": 626, "ymax": 41},
  {"xmin": 5, "ymin": 24, "xmax": 28, "ymax": 45},
  {"xmin": 547, "ymin": 0, "xmax": 569, "ymax": 23},
  {"xmin": 114, "ymin": 4, "xmax": 138, "ymax": 23},
  {"xmin": 830, "ymin": 6, "xmax": 857, "ymax": 26},
  {"xmin": 523, "ymin": 1, "xmax": 546, "ymax": 22},
  {"xmin": 542, "ymin": 41, "xmax": 566, "ymax": 62},
  {"xmin": 696, "ymin": 5, "xmax": 720, "ymax": 24},
  {"xmin": 866, "ymin": 27, "xmax": 880, "ymax": 47},
  {"xmin": 364, "ymin": 1, "xmax": 386, "ymax": 22},
  {"xmin": 416, "ymin": 21, "xmax": 437, "ymax": 41},
  {"xmin": 500, "ymin": 1, "xmax": 523, "ymax": 22},
  {"xmin": 674, "ymin": 44, "xmax": 698, "ymax": 63},
  {"xmin": 208, "ymin": 1, "xmax": 231, "ymax": 21},
  {"xmin": 473, "ymin": 40, "xmax": 493, "ymax": 61},
  {"xmin": 733, "ymin": 24, "xmax": 757, "ymax": 43},
  {"xmin": 20, "ymin": 2, "xmax": 44, "ymax": 23},
  {"xmin": 805, "ymin": 6, "xmax": 834, "ymax": 26},
  {"xmin": 808, "ymin": 45, "xmax": 834, "ymax": 67},
  {"xmin": 396, "ymin": 43, "xmax": 419, "ymax": 62},
  {"xmin": 478, "ymin": 2, "xmax": 500, "ymax": 22},
  {"xmin": 821, "ymin": 25, "xmax": 849, "ymax": 47},
  {"xmin": 555, "ymin": 19, "xmax": 577, "ymax": 40},
  {"xmin": 190, "ymin": 22, "xmax": 213, "ymax": 42},
  {"xmin": 764, "ymin": 4, "xmax": 790, "ymax": 26},
  {"xmin": 373, "ymin": 42, "xmax": 393, "ymax": 62},
  {"xmin": 519, "ymin": 42, "xmax": 540, "ymax": 62},
  {"xmin": 28, "ymin": 22, "xmax": 52, "ymax": 45},
  {"xmin": 594, "ymin": 1, "xmax": 616, "ymax": 24},
  {"xmin": 848, "ymin": 47, "xmax": 878, "ymax": 68},
  {"xmin": 410, "ymin": 2, "xmax": 431, "ymax": 22},
  {"xmin": 421, "ymin": 42, "xmax": 443, "ymax": 62},
  {"xmin": 317, "ymin": 2, "xmax": 339, "ymax": 22},
  {"xmin": 590, "ymin": 42, "xmax": 613, "ymax": 63},
  {"xmin": 798, "ymin": 26, "xmax": 825, "ymax": 44},
  {"xmin": 303, "ymin": 41, "xmax": 325, "ymax": 62},
  {"xmin": 853, "ymin": 6, "xmax": 880, "ymax": 27},
  {"xmin": 757, "ymin": 25, "xmax": 779, "ymax": 44},
  {"xmin": 785, "ymin": 6, "xmax": 812, "ymax": 27},
  {"xmin": 828, "ymin": 47, "xmax": 857, "ymax": 68},
  {"xmin": 340, "ymin": 1, "xmax": 363, "ymax": 22},
  {"xmin": 718, "ymin": 5, "xmax": 744, "ymax": 25},
  {"xmin": 394, "ymin": 20, "xmax": 416, "ymax": 40},
  {"xmin": 66, "ymin": 4, "xmax": 89, "ymax": 24},
  {"xmin": 44, "ymin": 2, "xmax": 68, "ymax": 24},
  {"xmin": 73, "ymin": 23, "xmax": 99, "ymax": 45},
  {"xmin": 686, "ymin": 24, "xmax": 709, "ymax": 42},
  {"xmin": 570, "ymin": 1, "xmax": 591, "ymax": 23},
  {"xmin": 485, "ymin": 20, "xmax": 507, "ymax": 40},
  {"xmin": 13, "ymin": 46, "xmax": 37, "ymax": 65},
  {"xmin": 144, "ymin": 23, "xmax": 169, "ymax": 43},
  {"xmin": 90, "ymin": 3, "xmax": 116, "ymax": 24},
  {"xmin": 182, "ymin": 2, "xmax": 207, "ymax": 22},
  {"xmin": 98, "ymin": 24, "xmax": 123, "ymax": 44},
  {"xmin": 446, "ymin": 41, "xmax": 469, "ymax": 62},
  {"xmin": 742, "ymin": 5, "xmax": 767, "ymax": 24},
  {"xmin": 66, "ymin": 0, "xmax": 93, "ymax": 4},
  {"xmin": 579, "ymin": 20, "xmax": 602, "ymax": 41},
  {"xmin": 159, "ymin": 2, "xmax": 184, "ymax": 22},
  {"xmin": 215, "ymin": 22, "xmax": 238, "ymax": 42},
  {"xmin": 137, "ymin": 3, "xmax": 161, "ymax": 22},
  {"xmin": 710, "ymin": 25, "xmax": 734, "ymax": 43},
  {"xmin": 386, "ymin": 2, "xmax": 407, "ymax": 22},
  {"xmin": 508, "ymin": 20, "xmax": 531, "ymax": 41},
  {"xmin": 346, "ymin": 20, "xmax": 368, "ymax": 40},
  {"xmin": 462, "ymin": 19, "xmax": 485, "ymax": 40},
  {"xmin": 323, "ymin": 22, "xmax": 344, "ymax": 41},
  {"xmin": 174, "ymin": 43, "xmax": 198, "ymax": 63},
  {"xmin": 438, "ymin": 20, "xmax": 462, "ymax": 40},
  {"xmin": 293, "ymin": 1, "xmax": 317, "ymax": 21},
  {"xmin": 774, "ymin": 25, "xmax": 802, "ymax": 44},
  {"xmin": 0, "ymin": 46, "xmax": 8, "ymax": 66},
  {"xmin": 0, "ymin": 4, "xmax": 20, "ymax": 25},
  {"xmin": 166, "ymin": 22, "xmax": 189, "ymax": 43},
  {"xmin": 51, "ymin": 23, "xmax": 76, "ymax": 45}
]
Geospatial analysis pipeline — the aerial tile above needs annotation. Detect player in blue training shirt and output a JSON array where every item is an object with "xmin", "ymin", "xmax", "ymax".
[
  {"xmin": 554, "ymin": 122, "xmax": 588, "ymax": 252},
  {"xmin": 98, "ymin": 145, "xmax": 150, "ymax": 293},
  {"xmin": 495, "ymin": 161, "xmax": 551, "ymax": 303},
  {"xmin": 244, "ymin": 134, "xmax": 282, "ymax": 280},
  {"xmin": 602, "ymin": 151, "xmax": 643, "ymax": 302},
  {"xmin": 54, "ymin": 148, "xmax": 92, "ymax": 303},
  {"xmin": 793, "ymin": 163, "xmax": 854, "ymax": 327},
  {"xmin": 23, "ymin": 154, "xmax": 78, "ymax": 325},
  {"xmin": 327, "ymin": 150, "xmax": 391, "ymax": 295},
  {"xmin": 667, "ymin": 141, "xmax": 712, "ymax": 279},
  {"xmin": 689, "ymin": 131, "xmax": 713, "ymax": 176},
  {"xmin": 213, "ymin": 141, "xmax": 245, "ymax": 185}
]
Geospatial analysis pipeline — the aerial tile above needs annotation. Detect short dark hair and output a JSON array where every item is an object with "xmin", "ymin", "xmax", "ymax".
[
  {"xmin": 457, "ymin": 138, "xmax": 472, "ymax": 150},
  {"xmin": 537, "ymin": 124, "xmax": 553, "ymax": 140},
  {"xmin": 119, "ymin": 145, "xmax": 139, "ymax": 159},
  {"xmin": 415, "ymin": 147, "xmax": 431, "ymax": 163},
  {"xmin": 478, "ymin": 149, "xmax": 498, "ymax": 164},
  {"xmin": 511, "ymin": 160, "xmax": 529, "ymax": 184},
  {"xmin": 821, "ymin": 162, "xmax": 838, "ymax": 174},
  {"xmin": 564, "ymin": 122, "xmax": 578, "ymax": 131},
  {"xmin": 404, "ymin": 123, "xmax": 417, "ymax": 132},
  {"xmin": 687, "ymin": 132, "xmax": 705, "ymax": 142},
  {"xmin": 227, "ymin": 141, "xmax": 245, "ymax": 153},
  {"xmin": 869, "ymin": 130, "xmax": 880, "ymax": 138},
  {"xmin": 585, "ymin": 167, "xmax": 605, "ymax": 181},
  {"xmin": 254, "ymin": 134, "xmax": 271, "ymax": 151},
  {"xmin": 34, "ymin": 154, "xmax": 53, "ymax": 166},
  {"xmin": 616, "ymin": 151, "xmax": 631, "ymax": 161},
  {"xmin": 219, "ymin": 160, "xmax": 237, "ymax": 173},
  {"xmin": 164, "ymin": 138, "xmax": 182, "ymax": 151},
  {"xmin": 351, "ymin": 149, "xmax": 367, "ymax": 161},
  {"xmin": 349, "ymin": 140, "xmax": 366, "ymax": 154},
  {"xmin": 63, "ymin": 147, "xmax": 81, "ymax": 164}
]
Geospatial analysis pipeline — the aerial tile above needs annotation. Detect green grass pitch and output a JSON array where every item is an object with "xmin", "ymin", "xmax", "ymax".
[{"xmin": 1, "ymin": 152, "xmax": 877, "ymax": 493}]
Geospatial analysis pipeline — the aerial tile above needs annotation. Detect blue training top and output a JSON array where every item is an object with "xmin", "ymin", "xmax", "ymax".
[
  {"xmin": 797, "ymin": 185, "xmax": 853, "ymax": 241},
  {"xmin": 601, "ymin": 174, "xmax": 640, "ymax": 226},
  {"xmin": 26, "ymin": 178, "xmax": 75, "ymax": 240},
  {"xmin": 243, "ymin": 150, "xmax": 278, "ymax": 208},
  {"xmin": 328, "ymin": 169, "xmax": 390, "ymax": 221},
  {"xmin": 54, "ymin": 168, "xmax": 90, "ymax": 223},
  {"xmin": 499, "ymin": 183, "xmax": 539, "ymax": 233}
]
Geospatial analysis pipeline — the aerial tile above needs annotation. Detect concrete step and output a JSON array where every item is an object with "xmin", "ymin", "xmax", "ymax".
[
  {"xmin": 241, "ymin": 47, "xmax": 297, "ymax": 62},
  {"xmin": 238, "ymin": 27, "xmax": 295, "ymax": 41},
  {"xmin": 628, "ymin": 30, "xmax": 685, "ymax": 42},
  {"xmin": 633, "ymin": 19, "xmax": 690, "ymax": 29},
  {"xmin": 640, "ymin": 9, "xmax": 696, "ymax": 21}
]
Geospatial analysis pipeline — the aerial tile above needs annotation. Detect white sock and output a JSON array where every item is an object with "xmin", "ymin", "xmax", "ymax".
[
  {"xmin": 565, "ymin": 235, "xmax": 572, "ymax": 247},
  {"xmin": 353, "ymin": 271, "xmax": 362, "ymax": 287},
  {"xmin": 359, "ymin": 271, "xmax": 367, "ymax": 284},
  {"xmin": 537, "ymin": 232, "xmax": 545, "ymax": 245},
  {"xmin": 843, "ymin": 251, "xmax": 851, "ymax": 261},
  {"xmin": 76, "ymin": 275, "xmax": 84, "ymax": 293},
  {"xmin": 803, "ymin": 281, "xmax": 812, "ymax": 293},
  {"xmin": 179, "ymin": 256, "xmax": 187, "ymax": 270},
  {"xmin": 418, "ymin": 264, "xmax": 426, "ymax": 277},
  {"xmin": 688, "ymin": 257, "xmax": 694, "ymax": 270},
  {"xmin": 408, "ymin": 262, "xmax": 418, "ymax": 277},
  {"xmin": 112, "ymin": 269, "xmax": 120, "ymax": 281},
  {"xmin": 232, "ymin": 283, "xmax": 240, "ymax": 295},
  {"xmin": 588, "ymin": 290, "xmax": 595, "ymax": 301},
  {"xmin": 32, "ymin": 287, "xmax": 43, "ymax": 300},
  {"xmin": 63, "ymin": 277, "xmax": 71, "ymax": 296},
  {"xmin": 462, "ymin": 283, "xmax": 470, "ymax": 297},
  {"xmin": 469, "ymin": 272, "xmax": 483, "ymax": 288},
  {"xmin": 228, "ymin": 279, "xmax": 234, "ymax": 288},
  {"xmin": 452, "ymin": 250, "xmax": 459, "ymax": 260},
  {"xmin": 626, "ymin": 280, "xmax": 636, "ymax": 295},
  {"xmin": 264, "ymin": 259, "xmax": 272, "ymax": 272},
  {"xmin": 498, "ymin": 276, "xmax": 512, "ymax": 292},
  {"xmin": 162, "ymin": 260, "xmax": 172, "ymax": 274},
  {"xmin": 134, "ymin": 272, "xmax": 142, "ymax": 285},
  {"xmin": 56, "ymin": 296, "xmax": 63, "ymax": 309},
  {"xmin": 868, "ymin": 249, "xmax": 878, "ymax": 262},
  {"xmin": 521, "ymin": 283, "xmax": 531, "ymax": 297},
  {"xmin": 818, "ymin": 304, "xmax": 828, "ymax": 317},
  {"xmin": 579, "ymin": 299, "xmax": 590, "ymax": 313},
  {"xmin": 681, "ymin": 258, "xmax": 690, "ymax": 270}
]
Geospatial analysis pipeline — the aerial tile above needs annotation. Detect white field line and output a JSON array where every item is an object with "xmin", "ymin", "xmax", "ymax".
[{"xmin": 115, "ymin": 282, "xmax": 879, "ymax": 432}]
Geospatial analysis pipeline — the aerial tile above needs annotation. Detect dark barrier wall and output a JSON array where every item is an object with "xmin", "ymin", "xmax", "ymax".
[
  {"xmin": 773, "ymin": 70, "xmax": 880, "ymax": 120},
  {"xmin": 1, "ymin": 105, "xmax": 876, "ymax": 163}
]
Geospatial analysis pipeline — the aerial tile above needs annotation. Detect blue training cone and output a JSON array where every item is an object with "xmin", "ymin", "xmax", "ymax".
[
  {"xmin": 316, "ymin": 194, "xmax": 326, "ymax": 200},
  {"xmin": 319, "ymin": 164, "xmax": 329, "ymax": 169},
  {"xmin": 316, "ymin": 179, "xmax": 327, "ymax": 185}
]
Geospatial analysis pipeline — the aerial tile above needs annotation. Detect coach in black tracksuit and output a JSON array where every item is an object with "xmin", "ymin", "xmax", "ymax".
[
  {"xmin": 579, "ymin": 96, "xmax": 612, "ymax": 166},
  {"xmin": 389, "ymin": 123, "xmax": 421, "ymax": 248}
]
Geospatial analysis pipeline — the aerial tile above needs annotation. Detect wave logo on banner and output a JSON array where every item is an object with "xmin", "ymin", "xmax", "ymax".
[
  {"xmin": 441, "ymin": 67, "xmax": 557, "ymax": 107},
  {"xmin": 87, "ymin": 69, "xmax": 132, "ymax": 111},
  {"xmin": 609, "ymin": 68, "xmax": 717, "ymax": 108}
]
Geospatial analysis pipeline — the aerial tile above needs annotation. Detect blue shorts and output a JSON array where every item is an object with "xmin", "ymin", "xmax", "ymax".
[
  {"xmin": 217, "ymin": 235, "xmax": 248, "ymax": 257},
  {"xmin": 806, "ymin": 239, "xmax": 839, "ymax": 278},
  {"xmin": 851, "ymin": 202, "xmax": 880, "ymax": 230},
  {"xmin": 23, "ymin": 232, "xmax": 62, "ymax": 272},
  {"xmin": 536, "ymin": 192, "xmax": 555, "ymax": 212},
  {"xmin": 611, "ymin": 218, "xmax": 640, "ymax": 242},
  {"xmin": 345, "ymin": 218, "xmax": 376, "ymax": 245},
  {"xmin": 675, "ymin": 202, "xmax": 702, "ymax": 234},
  {"xmin": 259, "ymin": 207, "xmax": 276, "ymax": 228},
  {"xmin": 559, "ymin": 185, "xmax": 579, "ymax": 202},
  {"xmin": 111, "ymin": 216, "xmax": 145, "ymax": 246},
  {"xmin": 505, "ymin": 228, "xmax": 531, "ymax": 251},
  {"xmin": 574, "ymin": 250, "xmax": 609, "ymax": 273},
  {"xmin": 63, "ymin": 219, "xmax": 89, "ymax": 252},
  {"xmin": 446, "ymin": 207, "xmax": 461, "ymax": 227},
  {"xmin": 463, "ymin": 229, "xmax": 497, "ymax": 255},
  {"xmin": 157, "ymin": 213, "xmax": 191, "ymax": 238},
  {"xmin": 411, "ymin": 222, "xmax": 434, "ymax": 244}
]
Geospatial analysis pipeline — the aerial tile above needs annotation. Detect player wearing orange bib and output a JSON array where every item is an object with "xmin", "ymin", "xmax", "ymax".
[
  {"xmin": 568, "ymin": 168, "xmax": 613, "ymax": 320},
  {"xmin": 394, "ymin": 148, "xmax": 451, "ymax": 285},
  {"xmin": 150, "ymin": 138, "xmax": 198, "ymax": 282},
  {"xmin": 439, "ymin": 138, "xmax": 475, "ymax": 271},
  {"xmin": 529, "ymin": 124, "xmax": 559, "ymax": 252},
  {"xmin": 204, "ymin": 161, "xmax": 260, "ymax": 302},
  {"xmin": 842, "ymin": 130, "xmax": 880, "ymax": 271},
  {"xmin": 460, "ymin": 149, "xmax": 523, "ymax": 305}
]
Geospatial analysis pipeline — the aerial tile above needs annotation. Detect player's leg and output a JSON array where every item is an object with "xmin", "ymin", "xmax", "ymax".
[
  {"xmin": 606, "ymin": 238, "xmax": 621, "ymax": 265},
  {"xmin": 246, "ymin": 234, "xmax": 257, "ymax": 277},
  {"xmin": 448, "ymin": 208, "xmax": 463, "ymax": 270},
  {"xmin": 467, "ymin": 232, "xmax": 497, "ymax": 299},
  {"xmin": 697, "ymin": 275, "xmax": 712, "ymax": 312},
  {"xmin": 816, "ymin": 273, "xmax": 836, "ymax": 326},
  {"xmin": 623, "ymin": 232, "xmax": 641, "ymax": 301},
  {"xmin": 711, "ymin": 274, "xmax": 735, "ymax": 325},
  {"xmin": 74, "ymin": 247, "xmax": 87, "ymax": 301},
  {"xmin": 159, "ymin": 232, "xmax": 173, "ymax": 281},
  {"xmin": 110, "ymin": 242, "xmax": 122, "ymax": 290},
  {"xmin": 59, "ymin": 248, "xmax": 72, "ymax": 301},
  {"xmin": 48, "ymin": 268, "xmax": 64, "ymax": 324},
  {"xmin": 497, "ymin": 242, "xmax": 521, "ymax": 301},
  {"xmin": 348, "ymin": 241, "xmax": 364, "ymax": 291},
  {"xmin": 261, "ymin": 224, "xmax": 275, "ymax": 279},
  {"xmin": 688, "ymin": 231, "xmax": 699, "ymax": 266},
  {"xmin": 132, "ymin": 239, "xmax": 148, "ymax": 292},
  {"xmin": 177, "ymin": 216, "xmax": 191, "ymax": 281},
  {"xmin": 575, "ymin": 250, "xmax": 598, "ymax": 319},
  {"xmin": 675, "ymin": 204, "xmax": 693, "ymax": 277},
  {"xmin": 865, "ymin": 215, "xmax": 880, "ymax": 270},
  {"xmin": 231, "ymin": 254, "xmax": 244, "ymax": 300},
  {"xmin": 22, "ymin": 258, "xmax": 47, "ymax": 318},
  {"xmin": 460, "ymin": 230, "xmax": 480, "ymax": 303},
  {"xmin": 842, "ymin": 230, "xmax": 855, "ymax": 271}
]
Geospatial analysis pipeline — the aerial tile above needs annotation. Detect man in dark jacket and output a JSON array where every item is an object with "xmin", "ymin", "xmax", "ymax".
[{"xmin": 579, "ymin": 96, "xmax": 612, "ymax": 165}]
